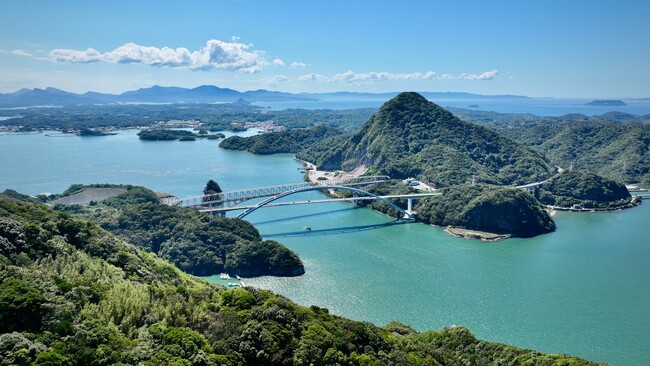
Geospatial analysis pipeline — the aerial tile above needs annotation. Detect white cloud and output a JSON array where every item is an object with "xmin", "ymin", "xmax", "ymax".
[
  {"xmin": 49, "ymin": 39, "xmax": 268, "ymax": 73},
  {"xmin": 290, "ymin": 61, "xmax": 307, "ymax": 69},
  {"xmin": 0, "ymin": 49, "xmax": 33, "ymax": 57},
  {"xmin": 272, "ymin": 58, "xmax": 285, "ymax": 66},
  {"xmin": 297, "ymin": 69, "xmax": 499, "ymax": 83},
  {"xmin": 298, "ymin": 73, "xmax": 327, "ymax": 81},
  {"xmin": 268, "ymin": 74, "xmax": 290, "ymax": 82},
  {"xmin": 461, "ymin": 69, "xmax": 499, "ymax": 80}
]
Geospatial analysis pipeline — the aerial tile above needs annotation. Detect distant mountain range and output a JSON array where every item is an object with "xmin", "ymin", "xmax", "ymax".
[{"xmin": 0, "ymin": 85, "xmax": 531, "ymax": 108}]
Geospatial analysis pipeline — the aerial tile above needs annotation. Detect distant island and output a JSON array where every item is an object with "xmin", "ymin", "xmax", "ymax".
[
  {"xmin": 138, "ymin": 129, "xmax": 225, "ymax": 141},
  {"xmin": 77, "ymin": 128, "xmax": 117, "ymax": 137},
  {"xmin": 585, "ymin": 99, "xmax": 627, "ymax": 106},
  {"xmin": 468, "ymin": 104, "xmax": 480, "ymax": 108}
]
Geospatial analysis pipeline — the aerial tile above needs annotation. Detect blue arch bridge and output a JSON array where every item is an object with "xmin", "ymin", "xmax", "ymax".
[{"xmin": 164, "ymin": 176, "xmax": 441, "ymax": 220}]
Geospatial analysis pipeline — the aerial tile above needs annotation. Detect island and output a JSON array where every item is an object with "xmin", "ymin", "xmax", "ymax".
[
  {"xmin": 77, "ymin": 128, "xmax": 117, "ymax": 136},
  {"xmin": 585, "ymin": 99, "xmax": 627, "ymax": 106},
  {"xmin": 138, "ymin": 128, "xmax": 225, "ymax": 141},
  {"xmin": 219, "ymin": 125, "xmax": 341, "ymax": 154}
]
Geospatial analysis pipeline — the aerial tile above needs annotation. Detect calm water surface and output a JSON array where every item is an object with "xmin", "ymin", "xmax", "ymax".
[{"xmin": 1, "ymin": 130, "xmax": 648, "ymax": 365}]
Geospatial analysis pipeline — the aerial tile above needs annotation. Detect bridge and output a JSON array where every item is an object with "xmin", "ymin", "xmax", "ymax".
[
  {"xmin": 174, "ymin": 175, "xmax": 391, "ymax": 209},
  {"xmin": 233, "ymin": 187, "xmax": 440, "ymax": 219},
  {"xmin": 170, "ymin": 175, "xmax": 439, "ymax": 220}
]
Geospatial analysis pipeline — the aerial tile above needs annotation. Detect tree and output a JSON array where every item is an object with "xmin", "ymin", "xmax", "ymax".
[
  {"xmin": 203, "ymin": 180, "xmax": 223, "ymax": 195},
  {"xmin": 0, "ymin": 278, "xmax": 46, "ymax": 332}
]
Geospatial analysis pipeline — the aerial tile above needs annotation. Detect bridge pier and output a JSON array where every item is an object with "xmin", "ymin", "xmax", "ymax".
[{"xmin": 404, "ymin": 198, "xmax": 417, "ymax": 219}]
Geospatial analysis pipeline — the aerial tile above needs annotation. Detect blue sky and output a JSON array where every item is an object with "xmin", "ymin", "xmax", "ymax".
[{"xmin": 0, "ymin": 0, "xmax": 648, "ymax": 97}]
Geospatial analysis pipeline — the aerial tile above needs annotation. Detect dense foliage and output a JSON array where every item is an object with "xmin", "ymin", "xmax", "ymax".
[
  {"xmin": 539, "ymin": 170, "xmax": 632, "ymax": 208},
  {"xmin": 138, "ymin": 129, "xmax": 197, "ymax": 141},
  {"xmin": 0, "ymin": 194, "xmax": 602, "ymax": 365},
  {"xmin": 219, "ymin": 125, "xmax": 342, "ymax": 154},
  {"xmin": 57, "ymin": 186, "xmax": 305, "ymax": 277},
  {"xmin": 450, "ymin": 108, "xmax": 650, "ymax": 187},
  {"xmin": 358, "ymin": 182, "xmax": 556, "ymax": 237},
  {"xmin": 415, "ymin": 185, "xmax": 555, "ymax": 237},
  {"xmin": 298, "ymin": 93, "xmax": 555, "ymax": 187}
]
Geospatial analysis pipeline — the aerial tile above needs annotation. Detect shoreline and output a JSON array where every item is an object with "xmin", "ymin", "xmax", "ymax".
[{"xmin": 444, "ymin": 227, "xmax": 511, "ymax": 242}]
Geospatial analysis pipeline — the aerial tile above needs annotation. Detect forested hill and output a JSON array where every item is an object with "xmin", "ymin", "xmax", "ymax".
[
  {"xmin": 449, "ymin": 108, "xmax": 650, "ymax": 187},
  {"xmin": 219, "ymin": 125, "xmax": 342, "ymax": 154},
  {"xmin": 0, "ymin": 194, "xmax": 603, "ymax": 365},
  {"xmin": 51, "ymin": 185, "xmax": 305, "ymax": 278},
  {"xmin": 298, "ymin": 92, "xmax": 554, "ymax": 187}
]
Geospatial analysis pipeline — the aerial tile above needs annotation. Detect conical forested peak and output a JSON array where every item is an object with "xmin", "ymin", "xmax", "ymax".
[
  {"xmin": 365, "ymin": 91, "xmax": 458, "ymax": 134},
  {"xmin": 297, "ymin": 92, "xmax": 554, "ymax": 186},
  {"xmin": 379, "ymin": 92, "xmax": 445, "ymax": 115}
]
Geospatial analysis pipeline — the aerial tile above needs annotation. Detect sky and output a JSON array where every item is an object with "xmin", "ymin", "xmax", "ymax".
[{"xmin": 0, "ymin": 0, "xmax": 649, "ymax": 98}]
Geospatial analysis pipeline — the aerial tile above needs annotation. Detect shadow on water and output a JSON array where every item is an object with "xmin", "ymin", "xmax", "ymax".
[
  {"xmin": 250, "ymin": 206, "xmax": 361, "ymax": 226},
  {"xmin": 261, "ymin": 220, "xmax": 408, "ymax": 238}
]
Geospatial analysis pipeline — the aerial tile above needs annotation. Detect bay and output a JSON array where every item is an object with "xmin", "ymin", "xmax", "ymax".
[{"xmin": 0, "ymin": 129, "xmax": 648, "ymax": 365}]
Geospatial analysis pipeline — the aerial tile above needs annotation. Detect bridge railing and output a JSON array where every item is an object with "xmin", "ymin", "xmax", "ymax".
[{"xmin": 176, "ymin": 175, "xmax": 392, "ymax": 208}]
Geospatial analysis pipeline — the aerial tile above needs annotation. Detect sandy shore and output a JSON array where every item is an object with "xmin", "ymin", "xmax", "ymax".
[{"xmin": 445, "ymin": 227, "xmax": 511, "ymax": 242}]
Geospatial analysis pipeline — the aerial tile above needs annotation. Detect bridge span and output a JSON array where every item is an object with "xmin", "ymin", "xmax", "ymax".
[{"xmin": 174, "ymin": 175, "xmax": 391, "ymax": 209}]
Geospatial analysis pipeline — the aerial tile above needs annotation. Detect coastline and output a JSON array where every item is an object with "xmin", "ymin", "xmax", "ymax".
[{"xmin": 444, "ymin": 227, "xmax": 511, "ymax": 242}]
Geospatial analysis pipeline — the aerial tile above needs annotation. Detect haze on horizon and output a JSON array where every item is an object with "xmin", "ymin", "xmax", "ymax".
[{"xmin": 0, "ymin": 0, "xmax": 649, "ymax": 99}]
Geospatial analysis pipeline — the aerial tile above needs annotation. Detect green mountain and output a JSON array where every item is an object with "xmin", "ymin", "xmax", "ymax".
[
  {"xmin": 0, "ymin": 193, "xmax": 603, "ymax": 365},
  {"xmin": 448, "ymin": 109, "xmax": 650, "ymax": 188},
  {"xmin": 298, "ymin": 92, "xmax": 554, "ymax": 187}
]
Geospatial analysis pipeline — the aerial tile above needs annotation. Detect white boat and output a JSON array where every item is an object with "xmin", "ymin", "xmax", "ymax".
[
  {"xmin": 219, "ymin": 273, "xmax": 230, "ymax": 280},
  {"xmin": 227, "ymin": 282, "xmax": 239, "ymax": 287},
  {"xmin": 304, "ymin": 226, "xmax": 312, "ymax": 231}
]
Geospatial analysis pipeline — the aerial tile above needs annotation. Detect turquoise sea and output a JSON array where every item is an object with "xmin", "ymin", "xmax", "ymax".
[{"xmin": 1, "ymin": 129, "xmax": 649, "ymax": 365}]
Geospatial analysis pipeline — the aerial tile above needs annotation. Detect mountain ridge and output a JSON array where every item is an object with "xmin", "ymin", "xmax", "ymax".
[{"xmin": 0, "ymin": 85, "xmax": 533, "ymax": 108}]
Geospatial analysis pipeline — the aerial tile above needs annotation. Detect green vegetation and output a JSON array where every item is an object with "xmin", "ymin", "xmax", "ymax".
[
  {"xmin": 78, "ymin": 128, "xmax": 117, "ymax": 136},
  {"xmin": 203, "ymin": 179, "xmax": 223, "ymax": 195},
  {"xmin": 449, "ymin": 108, "xmax": 650, "ymax": 187},
  {"xmin": 138, "ymin": 129, "xmax": 196, "ymax": 141},
  {"xmin": 539, "ymin": 170, "xmax": 632, "ymax": 209},
  {"xmin": 298, "ymin": 92, "xmax": 555, "ymax": 187},
  {"xmin": 0, "ymin": 194, "xmax": 603, "ymax": 365},
  {"xmin": 55, "ymin": 185, "xmax": 305, "ymax": 277},
  {"xmin": 0, "ymin": 103, "xmax": 375, "ymax": 133},
  {"xmin": 219, "ymin": 125, "xmax": 342, "ymax": 154},
  {"xmin": 360, "ymin": 182, "xmax": 555, "ymax": 237},
  {"xmin": 138, "ymin": 129, "xmax": 226, "ymax": 141}
]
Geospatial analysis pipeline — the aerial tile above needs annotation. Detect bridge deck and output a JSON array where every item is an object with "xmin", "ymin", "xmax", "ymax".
[
  {"xmin": 176, "ymin": 175, "xmax": 391, "ymax": 208},
  {"xmin": 198, "ymin": 193, "xmax": 441, "ymax": 213}
]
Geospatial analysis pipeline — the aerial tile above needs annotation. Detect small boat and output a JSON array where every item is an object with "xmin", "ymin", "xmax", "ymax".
[
  {"xmin": 227, "ymin": 282, "xmax": 240, "ymax": 287},
  {"xmin": 236, "ymin": 275, "xmax": 241, "ymax": 280},
  {"xmin": 304, "ymin": 226, "xmax": 312, "ymax": 231},
  {"xmin": 219, "ymin": 273, "xmax": 230, "ymax": 280}
]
